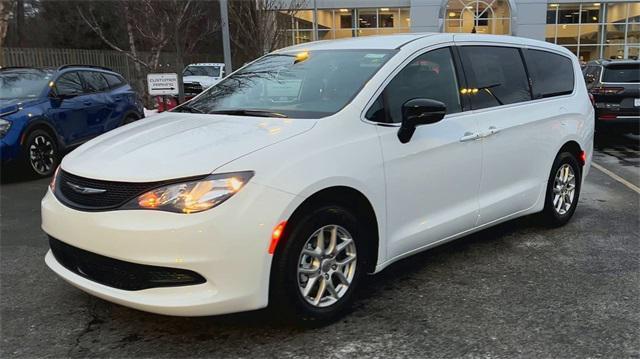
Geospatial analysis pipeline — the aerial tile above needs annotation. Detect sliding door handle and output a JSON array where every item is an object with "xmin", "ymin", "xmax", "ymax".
[
  {"xmin": 488, "ymin": 126, "xmax": 500, "ymax": 135},
  {"xmin": 460, "ymin": 132, "xmax": 480, "ymax": 142}
]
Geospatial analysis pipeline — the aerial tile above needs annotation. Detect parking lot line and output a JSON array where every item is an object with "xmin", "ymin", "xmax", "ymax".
[{"xmin": 592, "ymin": 162, "xmax": 640, "ymax": 194}]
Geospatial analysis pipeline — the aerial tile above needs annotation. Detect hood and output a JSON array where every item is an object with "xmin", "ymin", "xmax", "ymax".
[
  {"xmin": 183, "ymin": 76, "xmax": 221, "ymax": 88},
  {"xmin": 62, "ymin": 112, "xmax": 316, "ymax": 182},
  {"xmin": 0, "ymin": 98, "xmax": 41, "ymax": 117}
]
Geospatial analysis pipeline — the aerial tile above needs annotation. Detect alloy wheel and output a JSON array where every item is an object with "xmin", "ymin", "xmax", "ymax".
[
  {"xmin": 297, "ymin": 224, "xmax": 357, "ymax": 308},
  {"xmin": 29, "ymin": 135, "xmax": 55, "ymax": 175},
  {"xmin": 552, "ymin": 164, "xmax": 576, "ymax": 215}
]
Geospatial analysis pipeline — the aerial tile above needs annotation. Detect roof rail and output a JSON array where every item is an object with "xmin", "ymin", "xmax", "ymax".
[{"xmin": 57, "ymin": 64, "xmax": 113, "ymax": 72}]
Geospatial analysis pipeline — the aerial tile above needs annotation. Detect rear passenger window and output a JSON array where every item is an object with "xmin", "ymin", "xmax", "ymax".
[
  {"xmin": 525, "ymin": 50, "xmax": 575, "ymax": 98},
  {"xmin": 80, "ymin": 71, "xmax": 109, "ymax": 92},
  {"xmin": 367, "ymin": 47, "xmax": 462, "ymax": 123},
  {"xmin": 103, "ymin": 73, "xmax": 125, "ymax": 88},
  {"xmin": 459, "ymin": 46, "xmax": 531, "ymax": 110}
]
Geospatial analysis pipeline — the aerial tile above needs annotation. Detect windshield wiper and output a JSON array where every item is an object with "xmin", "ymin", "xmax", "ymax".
[
  {"xmin": 207, "ymin": 109, "xmax": 288, "ymax": 118},
  {"xmin": 172, "ymin": 104, "xmax": 204, "ymax": 113}
]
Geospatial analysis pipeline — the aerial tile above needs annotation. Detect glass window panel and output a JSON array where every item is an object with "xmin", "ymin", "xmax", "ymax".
[
  {"xmin": 628, "ymin": 45, "xmax": 639, "ymax": 60},
  {"xmin": 577, "ymin": 45, "xmax": 599, "ymax": 62},
  {"xmin": 292, "ymin": 10, "xmax": 314, "ymax": 30},
  {"xmin": 318, "ymin": 29, "xmax": 334, "ymax": 41},
  {"xmin": 335, "ymin": 29, "xmax": 355, "ymax": 39},
  {"xmin": 605, "ymin": 23, "xmax": 626, "ymax": 44},
  {"xmin": 315, "ymin": 10, "xmax": 334, "ymax": 30},
  {"xmin": 629, "ymin": 3, "xmax": 640, "ymax": 23},
  {"xmin": 547, "ymin": 5, "xmax": 558, "ymax": 24},
  {"xmin": 292, "ymin": 30, "xmax": 313, "ymax": 45},
  {"xmin": 338, "ymin": 10, "xmax": 355, "ymax": 29},
  {"xmin": 379, "ymin": 8, "xmax": 395, "ymax": 28},
  {"xmin": 382, "ymin": 47, "xmax": 462, "ymax": 122},
  {"xmin": 628, "ymin": 23, "xmax": 640, "ymax": 44},
  {"xmin": 358, "ymin": 9, "xmax": 377, "ymax": 28},
  {"xmin": 580, "ymin": 4, "xmax": 602, "ymax": 23},
  {"xmin": 459, "ymin": 46, "xmax": 532, "ymax": 109},
  {"xmin": 399, "ymin": 9, "xmax": 410, "ymax": 28},
  {"xmin": 605, "ymin": 3, "xmax": 628, "ymax": 24},
  {"xmin": 557, "ymin": 3, "xmax": 581, "ymax": 24},
  {"xmin": 579, "ymin": 24, "xmax": 600, "ymax": 45},
  {"xmin": 556, "ymin": 24, "xmax": 580, "ymax": 44},
  {"xmin": 491, "ymin": 0, "xmax": 510, "ymax": 19},
  {"xmin": 602, "ymin": 45, "xmax": 625, "ymax": 60},
  {"xmin": 446, "ymin": 19, "xmax": 466, "ymax": 33},
  {"xmin": 524, "ymin": 49, "xmax": 574, "ymax": 98},
  {"xmin": 546, "ymin": 25, "xmax": 557, "ymax": 43}
]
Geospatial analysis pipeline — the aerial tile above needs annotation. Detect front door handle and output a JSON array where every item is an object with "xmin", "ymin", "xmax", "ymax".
[
  {"xmin": 459, "ymin": 132, "xmax": 480, "ymax": 142},
  {"xmin": 480, "ymin": 126, "xmax": 501, "ymax": 138}
]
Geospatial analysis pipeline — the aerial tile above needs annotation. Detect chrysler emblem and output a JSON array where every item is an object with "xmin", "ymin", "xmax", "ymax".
[{"xmin": 66, "ymin": 182, "xmax": 107, "ymax": 195}]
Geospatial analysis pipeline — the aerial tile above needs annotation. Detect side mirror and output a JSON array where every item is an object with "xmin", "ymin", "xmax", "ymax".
[{"xmin": 397, "ymin": 98, "xmax": 446, "ymax": 143}]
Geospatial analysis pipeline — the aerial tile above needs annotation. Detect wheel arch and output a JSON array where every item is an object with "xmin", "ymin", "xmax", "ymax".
[
  {"xmin": 557, "ymin": 140, "xmax": 584, "ymax": 167},
  {"xmin": 276, "ymin": 185, "xmax": 381, "ymax": 274},
  {"xmin": 20, "ymin": 119, "xmax": 63, "ymax": 149}
]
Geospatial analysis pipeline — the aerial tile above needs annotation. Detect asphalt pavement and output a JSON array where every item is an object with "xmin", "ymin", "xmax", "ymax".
[{"xmin": 1, "ymin": 133, "xmax": 638, "ymax": 358}]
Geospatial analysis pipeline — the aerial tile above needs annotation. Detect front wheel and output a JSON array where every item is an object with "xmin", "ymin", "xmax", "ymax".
[
  {"xmin": 541, "ymin": 152, "xmax": 582, "ymax": 227},
  {"xmin": 22, "ymin": 129, "xmax": 59, "ymax": 178},
  {"xmin": 270, "ymin": 205, "xmax": 364, "ymax": 324}
]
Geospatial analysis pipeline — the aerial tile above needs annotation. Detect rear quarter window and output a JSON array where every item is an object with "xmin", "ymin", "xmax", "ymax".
[
  {"xmin": 524, "ymin": 50, "xmax": 575, "ymax": 98},
  {"xmin": 103, "ymin": 73, "xmax": 126, "ymax": 88}
]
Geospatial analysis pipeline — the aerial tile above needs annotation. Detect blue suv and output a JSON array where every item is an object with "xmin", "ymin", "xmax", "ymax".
[{"xmin": 1, "ymin": 66, "xmax": 144, "ymax": 177}]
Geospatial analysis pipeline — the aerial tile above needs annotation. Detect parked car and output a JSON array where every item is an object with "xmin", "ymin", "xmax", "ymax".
[
  {"xmin": 0, "ymin": 65, "xmax": 144, "ymax": 177},
  {"xmin": 182, "ymin": 63, "xmax": 225, "ymax": 97},
  {"xmin": 42, "ymin": 34, "xmax": 593, "ymax": 322},
  {"xmin": 583, "ymin": 59, "xmax": 640, "ymax": 134}
]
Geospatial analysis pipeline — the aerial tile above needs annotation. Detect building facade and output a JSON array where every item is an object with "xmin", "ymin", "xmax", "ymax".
[{"xmin": 282, "ymin": 0, "xmax": 639, "ymax": 61}]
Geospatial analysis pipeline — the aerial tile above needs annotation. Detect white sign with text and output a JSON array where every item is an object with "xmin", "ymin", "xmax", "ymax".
[{"xmin": 147, "ymin": 73, "xmax": 179, "ymax": 96}]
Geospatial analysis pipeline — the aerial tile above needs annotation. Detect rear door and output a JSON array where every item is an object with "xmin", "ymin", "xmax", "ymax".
[
  {"xmin": 102, "ymin": 72, "xmax": 131, "ymax": 130},
  {"xmin": 78, "ymin": 71, "xmax": 112, "ymax": 137},
  {"xmin": 457, "ymin": 45, "xmax": 549, "ymax": 225},
  {"xmin": 47, "ymin": 71, "xmax": 91, "ymax": 145}
]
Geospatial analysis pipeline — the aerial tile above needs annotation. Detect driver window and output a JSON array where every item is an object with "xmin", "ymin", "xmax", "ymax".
[
  {"xmin": 55, "ymin": 72, "xmax": 83, "ymax": 96},
  {"xmin": 366, "ymin": 47, "xmax": 462, "ymax": 124}
]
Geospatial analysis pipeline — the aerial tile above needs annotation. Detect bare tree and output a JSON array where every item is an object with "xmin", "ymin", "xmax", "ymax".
[
  {"xmin": 0, "ymin": 0, "xmax": 15, "ymax": 48},
  {"xmin": 229, "ymin": 0, "xmax": 306, "ymax": 66}
]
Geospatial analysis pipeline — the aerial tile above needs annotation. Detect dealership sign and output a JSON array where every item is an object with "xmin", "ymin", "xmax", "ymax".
[{"xmin": 147, "ymin": 73, "xmax": 179, "ymax": 96}]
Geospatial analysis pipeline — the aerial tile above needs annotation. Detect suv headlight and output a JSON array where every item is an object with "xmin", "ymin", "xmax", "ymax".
[
  {"xmin": 0, "ymin": 119, "xmax": 11, "ymax": 138},
  {"xmin": 123, "ymin": 171, "xmax": 254, "ymax": 214}
]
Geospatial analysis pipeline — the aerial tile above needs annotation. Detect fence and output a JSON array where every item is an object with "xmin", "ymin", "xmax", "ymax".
[{"xmin": 2, "ymin": 47, "xmax": 219, "ymax": 100}]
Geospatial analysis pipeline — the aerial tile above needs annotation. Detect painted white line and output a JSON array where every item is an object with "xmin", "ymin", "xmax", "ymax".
[{"xmin": 592, "ymin": 162, "xmax": 640, "ymax": 194}]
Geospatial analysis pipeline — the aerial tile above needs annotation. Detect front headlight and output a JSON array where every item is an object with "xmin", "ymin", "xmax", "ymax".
[
  {"xmin": 123, "ymin": 171, "xmax": 254, "ymax": 214},
  {"xmin": 0, "ymin": 119, "xmax": 12, "ymax": 138}
]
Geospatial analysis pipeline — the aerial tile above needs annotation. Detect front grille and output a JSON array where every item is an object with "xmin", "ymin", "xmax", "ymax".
[
  {"xmin": 54, "ymin": 170, "xmax": 205, "ymax": 211},
  {"xmin": 49, "ymin": 237, "xmax": 206, "ymax": 291},
  {"xmin": 183, "ymin": 82, "xmax": 204, "ymax": 96}
]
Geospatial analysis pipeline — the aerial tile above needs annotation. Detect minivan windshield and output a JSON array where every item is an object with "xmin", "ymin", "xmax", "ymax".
[
  {"xmin": 183, "ymin": 65, "xmax": 222, "ymax": 78},
  {"xmin": 176, "ymin": 50, "xmax": 396, "ymax": 118},
  {"xmin": 602, "ymin": 64, "xmax": 640, "ymax": 83},
  {"xmin": 0, "ymin": 69, "xmax": 53, "ymax": 100}
]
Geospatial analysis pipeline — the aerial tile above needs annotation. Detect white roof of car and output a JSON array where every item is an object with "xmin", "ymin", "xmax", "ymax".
[
  {"xmin": 187, "ymin": 63, "xmax": 225, "ymax": 67},
  {"xmin": 276, "ymin": 33, "xmax": 571, "ymax": 56}
]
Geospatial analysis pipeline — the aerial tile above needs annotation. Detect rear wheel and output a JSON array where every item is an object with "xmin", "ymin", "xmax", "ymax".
[
  {"xmin": 22, "ymin": 129, "xmax": 59, "ymax": 178},
  {"xmin": 270, "ymin": 205, "xmax": 364, "ymax": 324},
  {"xmin": 541, "ymin": 152, "xmax": 582, "ymax": 227}
]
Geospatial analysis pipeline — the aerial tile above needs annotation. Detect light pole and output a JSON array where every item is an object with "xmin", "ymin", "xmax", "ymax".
[{"xmin": 220, "ymin": 0, "xmax": 233, "ymax": 74}]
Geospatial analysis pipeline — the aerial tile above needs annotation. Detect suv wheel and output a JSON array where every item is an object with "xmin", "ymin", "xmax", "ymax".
[
  {"xmin": 541, "ymin": 152, "xmax": 582, "ymax": 227},
  {"xmin": 23, "ymin": 129, "xmax": 59, "ymax": 177},
  {"xmin": 270, "ymin": 205, "xmax": 364, "ymax": 324}
]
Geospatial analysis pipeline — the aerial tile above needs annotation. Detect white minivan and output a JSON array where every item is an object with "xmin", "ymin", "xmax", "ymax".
[{"xmin": 42, "ymin": 34, "xmax": 594, "ymax": 322}]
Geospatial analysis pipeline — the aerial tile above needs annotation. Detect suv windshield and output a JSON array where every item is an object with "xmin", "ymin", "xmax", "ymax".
[
  {"xmin": 0, "ymin": 69, "xmax": 53, "ymax": 100},
  {"xmin": 177, "ymin": 50, "xmax": 396, "ymax": 118},
  {"xmin": 602, "ymin": 64, "xmax": 640, "ymax": 83},
  {"xmin": 183, "ymin": 66, "xmax": 222, "ymax": 77}
]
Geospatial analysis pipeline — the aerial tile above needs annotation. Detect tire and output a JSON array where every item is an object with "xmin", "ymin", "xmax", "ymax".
[
  {"xmin": 270, "ymin": 205, "xmax": 365, "ymax": 324},
  {"xmin": 22, "ymin": 129, "xmax": 59, "ymax": 178},
  {"xmin": 541, "ymin": 152, "xmax": 582, "ymax": 227}
]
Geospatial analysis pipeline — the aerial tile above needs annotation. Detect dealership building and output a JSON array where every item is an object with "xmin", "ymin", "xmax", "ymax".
[{"xmin": 282, "ymin": 0, "xmax": 639, "ymax": 61}]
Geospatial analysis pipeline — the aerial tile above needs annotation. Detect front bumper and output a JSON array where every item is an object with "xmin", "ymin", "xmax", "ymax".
[{"xmin": 42, "ymin": 181, "xmax": 296, "ymax": 316}]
